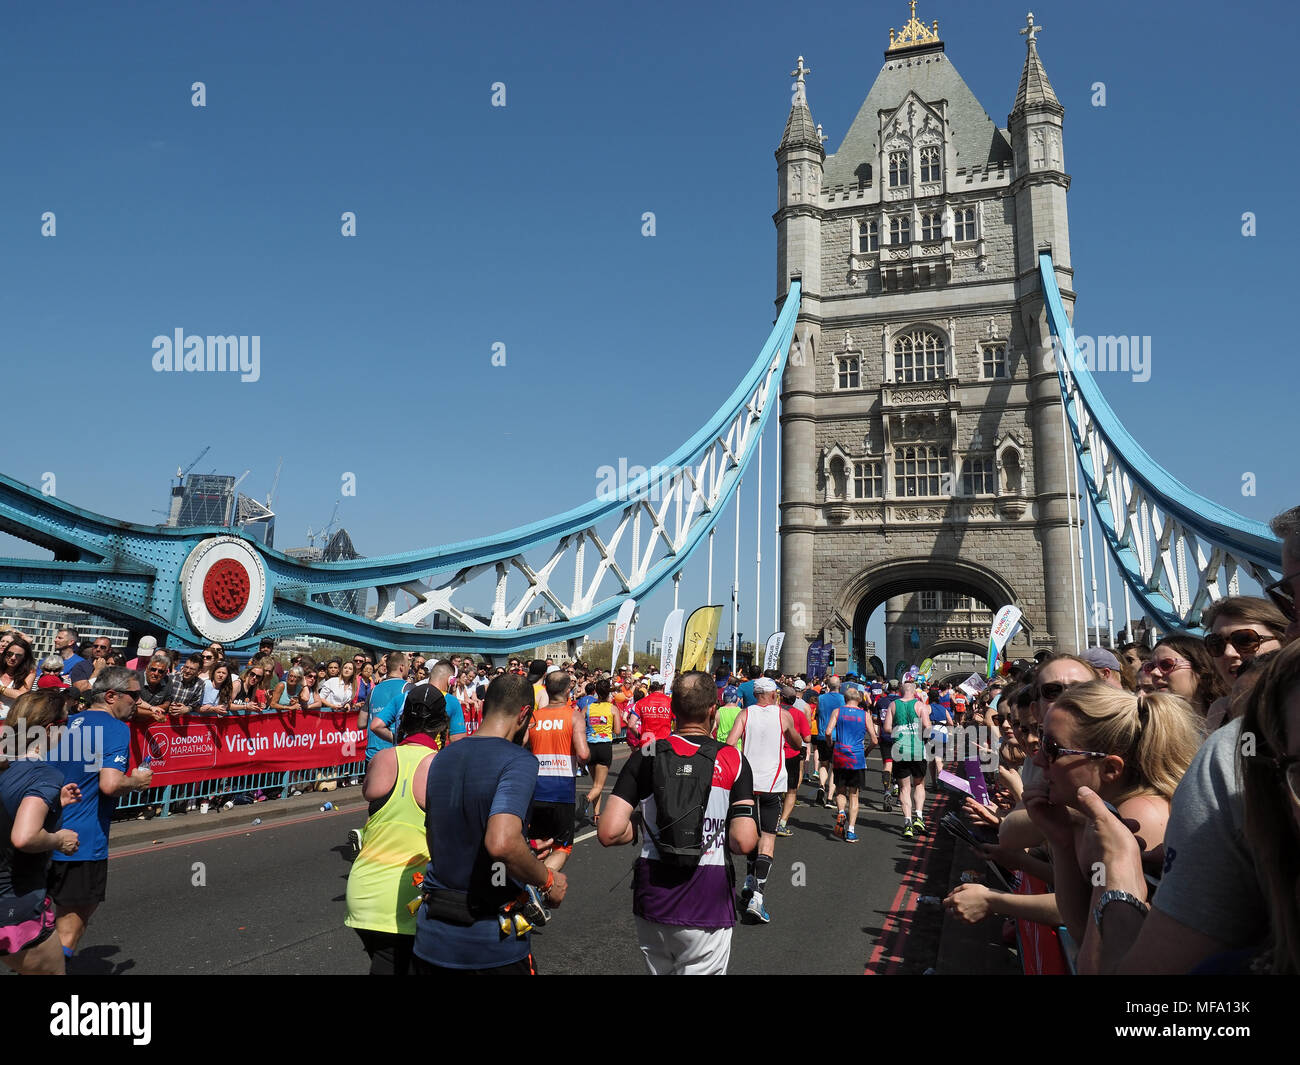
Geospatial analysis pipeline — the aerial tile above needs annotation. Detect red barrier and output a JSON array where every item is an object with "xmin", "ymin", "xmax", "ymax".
[{"xmin": 130, "ymin": 711, "xmax": 366, "ymax": 785}]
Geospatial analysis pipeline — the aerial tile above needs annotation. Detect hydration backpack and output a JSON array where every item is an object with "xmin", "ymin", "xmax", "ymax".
[{"xmin": 647, "ymin": 737, "xmax": 720, "ymax": 868}]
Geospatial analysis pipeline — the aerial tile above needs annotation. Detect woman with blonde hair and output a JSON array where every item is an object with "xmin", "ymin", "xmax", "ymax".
[
  {"xmin": 1024, "ymin": 681, "xmax": 1202, "ymax": 964},
  {"xmin": 0, "ymin": 691, "xmax": 81, "ymax": 974}
]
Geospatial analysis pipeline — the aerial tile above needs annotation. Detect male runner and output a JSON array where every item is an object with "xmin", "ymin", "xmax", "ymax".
[
  {"xmin": 813, "ymin": 676, "xmax": 844, "ymax": 809},
  {"xmin": 725, "ymin": 677, "xmax": 804, "ymax": 923},
  {"xmin": 525, "ymin": 671, "xmax": 589, "ymax": 897},
  {"xmin": 820, "ymin": 686, "xmax": 876, "ymax": 842},
  {"xmin": 775, "ymin": 684, "xmax": 810, "ymax": 837},
  {"xmin": 626, "ymin": 678, "xmax": 673, "ymax": 750}
]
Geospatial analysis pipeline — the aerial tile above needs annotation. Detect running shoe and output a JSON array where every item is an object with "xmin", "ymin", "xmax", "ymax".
[
  {"xmin": 834, "ymin": 811, "xmax": 846, "ymax": 839},
  {"xmin": 775, "ymin": 820, "xmax": 793, "ymax": 837},
  {"xmin": 815, "ymin": 787, "xmax": 825, "ymax": 807},
  {"xmin": 845, "ymin": 830, "xmax": 858, "ymax": 844},
  {"xmin": 520, "ymin": 884, "xmax": 551, "ymax": 928},
  {"xmin": 823, "ymin": 797, "xmax": 836, "ymax": 810},
  {"xmin": 745, "ymin": 893, "xmax": 771, "ymax": 924},
  {"xmin": 903, "ymin": 824, "xmax": 915, "ymax": 840},
  {"xmin": 347, "ymin": 828, "xmax": 363, "ymax": 856},
  {"xmin": 913, "ymin": 816, "xmax": 926, "ymax": 835},
  {"xmin": 740, "ymin": 874, "xmax": 756, "ymax": 902}
]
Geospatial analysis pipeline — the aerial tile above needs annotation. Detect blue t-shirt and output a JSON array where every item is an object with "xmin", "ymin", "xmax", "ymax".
[
  {"xmin": 817, "ymin": 691, "xmax": 845, "ymax": 729},
  {"xmin": 576, "ymin": 695, "xmax": 595, "ymax": 713},
  {"xmin": 48, "ymin": 709, "xmax": 130, "ymax": 862},
  {"xmin": 0, "ymin": 760, "xmax": 63, "ymax": 897},
  {"xmin": 831, "ymin": 705, "xmax": 869, "ymax": 770},
  {"xmin": 365, "ymin": 678, "xmax": 408, "ymax": 761},
  {"xmin": 737, "ymin": 680, "xmax": 756, "ymax": 707},
  {"xmin": 414, "ymin": 737, "xmax": 539, "ymax": 970},
  {"xmin": 443, "ymin": 691, "xmax": 467, "ymax": 737}
]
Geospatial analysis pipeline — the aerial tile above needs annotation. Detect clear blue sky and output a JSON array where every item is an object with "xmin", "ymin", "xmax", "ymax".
[{"xmin": 1, "ymin": 1, "xmax": 1292, "ymax": 664}]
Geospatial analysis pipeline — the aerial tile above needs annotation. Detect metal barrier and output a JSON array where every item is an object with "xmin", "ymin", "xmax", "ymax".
[{"xmin": 113, "ymin": 761, "xmax": 366, "ymax": 818}]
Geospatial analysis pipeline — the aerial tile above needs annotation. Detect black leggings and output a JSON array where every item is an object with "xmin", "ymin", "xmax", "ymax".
[{"xmin": 354, "ymin": 929, "xmax": 416, "ymax": 976}]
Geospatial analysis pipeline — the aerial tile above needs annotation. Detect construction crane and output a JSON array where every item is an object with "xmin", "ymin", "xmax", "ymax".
[
  {"xmin": 265, "ymin": 457, "xmax": 283, "ymax": 510},
  {"xmin": 306, "ymin": 500, "xmax": 341, "ymax": 549},
  {"xmin": 175, "ymin": 445, "xmax": 211, "ymax": 485}
]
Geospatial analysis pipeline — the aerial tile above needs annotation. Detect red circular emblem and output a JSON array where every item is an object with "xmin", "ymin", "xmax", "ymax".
[{"xmin": 203, "ymin": 559, "xmax": 251, "ymax": 621}]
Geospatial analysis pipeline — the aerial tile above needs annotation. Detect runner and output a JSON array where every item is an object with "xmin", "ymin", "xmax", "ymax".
[
  {"xmin": 355, "ymin": 652, "xmax": 410, "ymax": 854},
  {"xmin": 821, "ymin": 685, "xmax": 875, "ymax": 842},
  {"xmin": 46, "ymin": 668, "xmax": 154, "ymax": 961},
  {"xmin": 582, "ymin": 678, "xmax": 620, "ymax": 825},
  {"xmin": 524, "ymin": 670, "xmax": 589, "ymax": 906},
  {"xmin": 626, "ymin": 678, "xmax": 673, "ymax": 751},
  {"xmin": 885, "ymin": 679, "xmax": 931, "ymax": 839},
  {"xmin": 927, "ymin": 682, "xmax": 955, "ymax": 787},
  {"xmin": 725, "ymin": 677, "xmax": 805, "ymax": 924},
  {"xmin": 597, "ymin": 670, "xmax": 757, "ymax": 974},
  {"xmin": 345, "ymin": 685, "xmax": 449, "ymax": 975},
  {"xmin": 775, "ymin": 684, "xmax": 810, "ymax": 837},
  {"xmin": 713, "ymin": 685, "xmax": 744, "ymax": 750},
  {"xmin": 874, "ymin": 680, "xmax": 900, "ymax": 811},
  {"xmin": 814, "ymin": 676, "xmax": 845, "ymax": 809},
  {"xmin": 412, "ymin": 673, "xmax": 565, "ymax": 975}
]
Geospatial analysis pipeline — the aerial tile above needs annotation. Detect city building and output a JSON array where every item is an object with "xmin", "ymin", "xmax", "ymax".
[
  {"xmin": 777, "ymin": 6, "xmax": 1072, "ymax": 673},
  {"xmin": 0, "ymin": 600, "xmax": 129, "ymax": 658}
]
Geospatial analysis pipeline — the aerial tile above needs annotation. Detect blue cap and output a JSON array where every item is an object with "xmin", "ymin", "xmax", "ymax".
[{"xmin": 721, "ymin": 685, "xmax": 741, "ymax": 704}]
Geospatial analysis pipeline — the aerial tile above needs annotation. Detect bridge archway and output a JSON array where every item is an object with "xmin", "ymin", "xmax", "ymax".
[{"xmin": 830, "ymin": 556, "xmax": 1030, "ymax": 676}]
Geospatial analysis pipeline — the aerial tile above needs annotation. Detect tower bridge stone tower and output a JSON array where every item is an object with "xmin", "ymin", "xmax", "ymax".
[{"xmin": 776, "ymin": 7, "xmax": 1081, "ymax": 674}]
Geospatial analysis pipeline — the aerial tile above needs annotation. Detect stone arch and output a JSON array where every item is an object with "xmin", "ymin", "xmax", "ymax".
[{"xmin": 831, "ymin": 556, "xmax": 1030, "ymax": 676}]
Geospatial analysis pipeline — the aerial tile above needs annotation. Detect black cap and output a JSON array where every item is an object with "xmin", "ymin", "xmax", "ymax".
[{"xmin": 403, "ymin": 683, "xmax": 446, "ymax": 716}]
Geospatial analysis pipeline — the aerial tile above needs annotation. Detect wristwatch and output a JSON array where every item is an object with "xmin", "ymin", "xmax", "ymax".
[{"xmin": 1093, "ymin": 889, "xmax": 1149, "ymax": 931}]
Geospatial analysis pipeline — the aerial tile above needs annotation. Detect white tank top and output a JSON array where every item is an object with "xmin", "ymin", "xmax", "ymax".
[{"xmin": 743, "ymin": 703, "xmax": 787, "ymax": 794}]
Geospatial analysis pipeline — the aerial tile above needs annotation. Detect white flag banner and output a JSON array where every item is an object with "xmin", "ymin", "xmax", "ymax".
[
  {"xmin": 610, "ymin": 599, "xmax": 636, "ymax": 673},
  {"xmin": 986, "ymin": 605, "xmax": 1023, "ymax": 677},
  {"xmin": 959, "ymin": 673, "xmax": 988, "ymax": 698},
  {"xmin": 660, "ymin": 608, "xmax": 685, "ymax": 693},
  {"xmin": 763, "ymin": 631, "xmax": 786, "ymax": 672}
]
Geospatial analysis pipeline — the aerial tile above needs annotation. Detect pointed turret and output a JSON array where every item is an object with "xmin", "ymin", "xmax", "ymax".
[
  {"xmin": 1011, "ymin": 11, "xmax": 1061, "ymax": 119},
  {"xmin": 779, "ymin": 56, "xmax": 826, "ymax": 156}
]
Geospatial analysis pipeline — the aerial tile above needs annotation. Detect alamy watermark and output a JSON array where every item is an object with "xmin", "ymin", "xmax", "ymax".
[
  {"xmin": 1, "ymin": 722, "xmax": 104, "ymax": 769},
  {"xmin": 595, "ymin": 459, "xmax": 690, "ymax": 504},
  {"xmin": 1048, "ymin": 334, "xmax": 1150, "ymax": 383},
  {"xmin": 151, "ymin": 329, "xmax": 260, "ymax": 383}
]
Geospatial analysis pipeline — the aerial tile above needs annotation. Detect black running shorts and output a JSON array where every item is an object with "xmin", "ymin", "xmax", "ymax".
[
  {"xmin": 755, "ymin": 792, "xmax": 781, "ymax": 834},
  {"xmin": 47, "ymin": 859, "xmax": 108, "ymax": 909},
  {"xmin": 587, "ymin": 743, "xmax": 613, "ymax": 768},
  {"xmin": 833, "ymin": 767, "xmax": 867, "ymax": 790},
  {"xmin": 528, "ymin": 802, "xmax": 575, "ymax": 851}
]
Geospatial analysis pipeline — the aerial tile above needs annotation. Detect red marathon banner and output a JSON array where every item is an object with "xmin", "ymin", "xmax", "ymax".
[{"xmin": 129, "ymin": 711, "xmax": 367, "ymax": 785}]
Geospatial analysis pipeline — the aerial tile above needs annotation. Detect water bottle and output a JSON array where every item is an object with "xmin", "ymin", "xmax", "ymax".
[
  {"xmin": 916, "ymin": 894, "xmax": 943, "ymax": 907},
  {"xmin": 252, "ymin": 818, "xmax": 262, "ymax": 825},
  {"xmin": 320, "ymin": 801, "xmax": 334, "ymax": 812}
]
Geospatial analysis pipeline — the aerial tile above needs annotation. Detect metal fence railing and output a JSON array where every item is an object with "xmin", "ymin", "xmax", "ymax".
[{"xmin": 113, "ymin": 761, "xmax": 366, "ymax": 819}]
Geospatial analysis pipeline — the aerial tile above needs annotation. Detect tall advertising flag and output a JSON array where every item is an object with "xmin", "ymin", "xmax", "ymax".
[
  {"xmin": 659, "ymin": 608, "xmax": 685, "ymax": 693},
  {"xmin": 869, "ymin": 655, "xmax": 886, "ymax": 679},
  {"xmin": 610, "ymin": 599, "xmax": 636, "ymax": 673},
  {"xmin": 986, "ymin": 605, "xmax": 1024, "ymax": 678},
  {"xmin": 680, "ymin": 605, "xmax": 723, "ymax": 673},
  {"xmin": 763, "ymin": 632, "xmax": 786, "ymax": 672},
  {"xmin": 806, "ymin": 639, "xmax": 824, "ymax": 679}
]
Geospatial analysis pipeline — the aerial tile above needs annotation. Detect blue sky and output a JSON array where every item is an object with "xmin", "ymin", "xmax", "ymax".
[{"xmin": 1, "ymin": 0, "xmax": 1292, "ymax": 664}]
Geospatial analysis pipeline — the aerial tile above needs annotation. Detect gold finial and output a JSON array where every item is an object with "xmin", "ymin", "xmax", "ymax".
[{"xmin": 887, "ymin": 2, "xmax": 943, "ymax": 52}]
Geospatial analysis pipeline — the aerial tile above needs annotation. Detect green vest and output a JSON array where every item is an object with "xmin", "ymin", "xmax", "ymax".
[
  {"xmin": 344, "ymin": 743, "xmax": 431, "ymax": 935},
  {"xmin": 891, "ymin": 698, "xmax": 925, "ymax": 761},
  {"xmin": 715, "ymin": 704, "xmax": 744, "ymax": 751}
]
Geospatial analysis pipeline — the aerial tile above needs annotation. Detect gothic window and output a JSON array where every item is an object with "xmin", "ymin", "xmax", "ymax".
[
  {"xmin": 1001, "ymin": 449, "xmax": 1024, "ymax": 495},
  {"xmin": 858, "ymin": 219, "xmax": 879, "ymax": 254},
  {"xmin": 981, "ymin": 344, "xmax": 1009, "ymax": 379},
  {"xmin": 889, "ymin": 151, "xmax": 910, "ymax": 187},
  {"xmin": 921, "ymin": 212, "xmax": 943, "ymax": 242},
  {"xmin": 941, "ymin": 592, "xmax": 971, "ymax": 610},
  {"xmin": 894, "ymin": 444, "xmax": 951, "ymax": 497},
  {"xmin": 890, "ymin": 215, "xmax": 911, "ymax": 245},
  {"xmin": 853, "ymin": 461, "xmax": 882, "ymax": 500},
  {"xmin": 920, "ymin": 146, "xmax": 941, "ymax": 183},
  {"xmin": 893, "ymin": 329, "xmax": 946, "ymax": 382},
  {"xmin": 836, "ymin": 355, "xmax": 861, "ymax": 389},
  {"xmin": 961, "ymin": 456, "xmax": 997, "ymax": 496},
  {"xmin": 954, "ymin": 207, "xmax": 976, "ymax": 242},
  {"xmin": 920, "ymin": 591, "xmax": 938, "ymax": 611},
  {"xmin": 829, "ymin": 456, "xmax": 849, "ymax": 500}
]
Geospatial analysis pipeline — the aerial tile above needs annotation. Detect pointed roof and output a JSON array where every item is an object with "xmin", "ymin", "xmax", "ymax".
[
  {"xmin": 822, "ymin": 49, "xmax": 1011, "ymax": 189},
  {"xmin": 1011, "ymin": 12, "xmax": 1062, "ymax": 120},
  {"xmin": 779, "ymin": 56, "xmax": 826, "ymax": 155}
]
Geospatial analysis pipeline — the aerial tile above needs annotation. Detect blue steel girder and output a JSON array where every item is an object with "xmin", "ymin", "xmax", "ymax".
[
  {"xmin": 1038, "ymin": 254, "xmax": 1281, "ymax": 632},
  {"xmin": 0, "ymin": 285, "xmax": 801, "ymax": 654}
]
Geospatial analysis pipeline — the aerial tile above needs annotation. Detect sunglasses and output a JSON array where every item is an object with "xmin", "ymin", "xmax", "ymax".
[
  {"xmin": 1263, "ymin": 571, "xmax": 1297, "ymax": 622},
  {"xmin": 1041, "ymin": 733, "xmax": 1108, "ymax": 765},
  {"xmin": 4, "ymin": 650, "xmax": 23, "ymax": 659},
  {"xmin": 1140, "ymin": 657, "xmax": 1191, "ymax": 675},
  {"xmin": 111, "ymin": 688, "xmax": 141, "ymax": 701},
  {"xmin": 1035, "ymin": 680, "xmax": 1082, "ymax": 702},
  {"xmin": 146, "ymin": 666, "xmax": 166, "ymax": 674},
  {"xmin": 1204, "ymin": 629, "xmax": 1276, "ymax": 658}
]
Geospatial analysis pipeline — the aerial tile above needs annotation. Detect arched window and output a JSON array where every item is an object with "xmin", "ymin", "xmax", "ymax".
[
  {"xmin": 893, "ymin": 329, "xmax": 946, "ymax": 382},
  {"xmin": 919, "ymin": 146, "xmax": 941, "ymax": 183},
  {"xmin": 1001, "ymin": 449, "xmax": 1024, "ymax": 495},
  {"xmin": 889, "ymin": 151, "xmax": 910, "ymax": 187}
]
